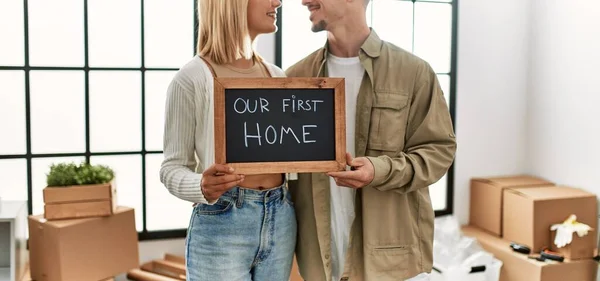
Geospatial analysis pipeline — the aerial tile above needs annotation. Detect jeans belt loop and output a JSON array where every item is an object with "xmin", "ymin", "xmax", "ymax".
[
  {"xmin": 236, "ymin": 188, "xmax": 243, "ymax": 208},
  {"xmin": 282, "ymin": 181, "xmax": 289, "ymax": 201}
]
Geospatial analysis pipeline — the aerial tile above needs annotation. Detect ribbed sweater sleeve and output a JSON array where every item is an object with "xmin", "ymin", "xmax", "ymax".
[{"xmin": 159, "ymin": 78, "xmax": 211, "ymax": 204}]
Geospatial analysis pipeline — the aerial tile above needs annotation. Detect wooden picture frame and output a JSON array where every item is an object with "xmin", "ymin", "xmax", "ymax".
[{"xmin": 214, "ymin": 77, "xmax": 346, "ymax": 175}]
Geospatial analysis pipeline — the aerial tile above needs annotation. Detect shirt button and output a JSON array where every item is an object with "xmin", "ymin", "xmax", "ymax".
[
  {"xmin": 325, "ymin": 254, "xmax": 330, "ymax": 260},
  {"xmin": 326, "ymin": 262, "xmax": 330, "ymax": 267}
]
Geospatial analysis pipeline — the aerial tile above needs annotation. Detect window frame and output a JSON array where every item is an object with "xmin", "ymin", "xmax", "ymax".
[{"xmin": 0, "ymin": 0, "xmax": 194, "ymax": 241}]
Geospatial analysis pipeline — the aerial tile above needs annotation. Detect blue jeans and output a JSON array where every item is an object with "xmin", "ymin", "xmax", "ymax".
[{"xmin": 185, "ymin": 184, "xmax": 297, "ymax": 281}]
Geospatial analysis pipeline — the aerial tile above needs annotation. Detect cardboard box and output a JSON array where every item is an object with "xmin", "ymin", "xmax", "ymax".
[
  {"xmin": 28, "ymin": 206, "xmax": 139, "ymax": 281},
  {"xmin": 550, "ymin": 226, "xmax": 596, "ymax": 260},
  {"xmin": 469, "ymin": 175, "xmax": 554, "ymax": 236},
  {"xmin": 20, "ymin": 266, "xmax": 114, "ymax": 281},
  {"xmin": 503, "ymin": 186, "xmax": 598, "ymax": 252},
  {"xmin": 43, "ymin": 182, "xmax": 117, "ymax": 220},
  {"xmin": 462, "ymin": 225, "xmax": 597, "ymax": 281},
  {"xmin": 20, "ymin": 265, "xmax": 114, "ymax": 281}
]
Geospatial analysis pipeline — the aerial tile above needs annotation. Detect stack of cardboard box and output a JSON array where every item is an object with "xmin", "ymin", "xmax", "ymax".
[
  {"xmin": 464, "ymin": 175, "xmax": 598, "ymax": 281},
  {"xmin": 27, "ymin": 182, "xmax": 140, "ymax": 281}
]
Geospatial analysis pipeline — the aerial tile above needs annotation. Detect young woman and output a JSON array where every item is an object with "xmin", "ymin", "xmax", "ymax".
[{"xmin": 159, "ymin": 0, "xmax": 296, "ymax": 280}]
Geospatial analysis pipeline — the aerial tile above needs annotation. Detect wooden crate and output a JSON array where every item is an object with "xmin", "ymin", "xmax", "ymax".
[{"xmin": 43, "ymin": 181, "xmax": 117, "ymax": 220}]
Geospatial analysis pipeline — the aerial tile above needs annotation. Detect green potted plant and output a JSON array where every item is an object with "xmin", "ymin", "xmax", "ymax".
[{"xmin": 43, "ymin": 162, "xmax": 118, "ymax": 220}]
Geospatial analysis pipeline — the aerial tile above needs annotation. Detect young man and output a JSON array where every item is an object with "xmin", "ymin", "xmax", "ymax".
[{"xmin": 285, "ymin": 0, "xmax": 457, "ymax": 280}]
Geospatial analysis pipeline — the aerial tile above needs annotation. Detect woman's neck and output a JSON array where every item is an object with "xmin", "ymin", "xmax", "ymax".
[
  {"xmin": 229, "ymin": 35, "xmax": 257, "ymax": 69},
  {"xmin": 229, "ymin": 57, "xmax": 255, "ymax": 69}
]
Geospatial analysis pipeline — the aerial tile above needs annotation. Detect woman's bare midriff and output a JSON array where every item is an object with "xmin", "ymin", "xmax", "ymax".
[{"xmin": 239, "ymin": 173, "xmax": 284, "ymax": 190}]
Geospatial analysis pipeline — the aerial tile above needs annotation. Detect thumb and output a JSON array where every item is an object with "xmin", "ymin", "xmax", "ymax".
[
  {"xmin": 346, "ymin": 153, "xmax": 366, "ymax": 170},
  {"xmin": 346, "ymin": 152, "xmax": 354, "ymax": 166},
  {"xmin": 346, "ymin": 152, "xmax": 360, "ymax": 169}
]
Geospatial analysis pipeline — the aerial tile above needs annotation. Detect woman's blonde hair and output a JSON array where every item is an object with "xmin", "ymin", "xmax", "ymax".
[{"xmin": 197, "ymin": 0, "xmax": 262, "ymax": 64}]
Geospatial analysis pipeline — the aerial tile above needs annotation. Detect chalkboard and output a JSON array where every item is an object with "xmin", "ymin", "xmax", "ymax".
[{"xmin": 214, "ymin": 78, "xmax": 346, "ymax": 174}]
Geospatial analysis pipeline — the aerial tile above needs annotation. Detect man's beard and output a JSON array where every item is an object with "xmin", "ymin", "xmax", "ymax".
[{"xmin": 311, "ymin": 20, "xmax": 327, "ymax": 32}]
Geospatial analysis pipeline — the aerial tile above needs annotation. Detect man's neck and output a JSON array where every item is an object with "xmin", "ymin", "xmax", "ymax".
[{"xmin": 327, "ymin": 21, "xmax": 370, "ymax": 58}]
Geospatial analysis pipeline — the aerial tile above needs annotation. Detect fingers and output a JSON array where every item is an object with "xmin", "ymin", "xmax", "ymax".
[
  {"xmin": 202, "ymin": 164, "xmax": 235, "ymax": 176},
  {"xmin": 201, "ymin": 164, "xmax": 244, "ymax": 201},
  {"xmin": 205, "ymin": 174, "xmax": 244, "ymax": 185},
  {"xmin": 202, "ymin": 180, "xmax": 242, "ymax": 197},
  {"xmin": 327, "ymin": 155, "xmax": 374, "ymax": 189},
  {"xmin": 202, "ymin": 174, "xmax": 244, "ymax": 193},
  {"xmin": 333, "ymin": 177, "xmax": 364, "ymax": 189},
  {"xmin": 327, "ymin": 170, "xmax": 369, "ymax": 182},
  {"xmin": 210, "ymin": 178, "xmax": 244, "ymax": 192},
  {"xmin": 201, "ymin": 174, "xmax": 244, "ymax": 202}
]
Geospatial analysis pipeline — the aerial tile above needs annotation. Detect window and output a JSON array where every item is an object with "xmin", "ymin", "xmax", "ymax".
[
  {"xmin": 278, "ymin": 0, "xmax": 458, "ymax": 215},
  {"xmin": 0, "ymin": 0, "xmax": 195, "ymax": 240},
  {"xmin": 0, "ymin": 0, "xmax": 457, "ymax": 242}
]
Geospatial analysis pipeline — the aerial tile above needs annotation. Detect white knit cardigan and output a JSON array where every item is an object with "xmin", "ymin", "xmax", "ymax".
[{"xmin": 159, "ymin": 56, "xmax": 287, "ymax": 204}]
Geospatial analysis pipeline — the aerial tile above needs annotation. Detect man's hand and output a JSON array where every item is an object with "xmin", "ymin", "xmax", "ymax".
[
  {"xmin": 327, "ymin": 153, "xmax": 374, "ymax": 188},
  {"xmin": 201, "ymin": 164, "xmax": 244, "ymax": 202}
]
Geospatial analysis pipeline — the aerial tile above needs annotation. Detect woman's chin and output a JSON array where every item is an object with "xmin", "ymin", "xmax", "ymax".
[{"xmin": 255, "ymin": 26, "xmax": 278, "ymax": 36}]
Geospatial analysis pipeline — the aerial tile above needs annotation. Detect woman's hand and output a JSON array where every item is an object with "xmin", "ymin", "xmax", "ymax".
[{"xmin": 201, "ymin": 164, "xmax": 244, "ymax": 202}]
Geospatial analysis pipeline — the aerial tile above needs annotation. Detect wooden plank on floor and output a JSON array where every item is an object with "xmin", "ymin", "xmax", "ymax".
[
  {"xmin": 140, "ymin": 260, "xmax": 185, "ymax": 280},
  {"xmin": 127, "ymin": 268, "xmax": 181, "ymax": 281},
  {"xmin": 164, "ymin": 254, "xmax": 185, "ymax": 265},
  {"xmin": 153, "ymin": 260, "xmax": 186, "ymax": 280},
  {"xmin": 19, "ymin": 263, "xmax": 31, "ymax": 281}
]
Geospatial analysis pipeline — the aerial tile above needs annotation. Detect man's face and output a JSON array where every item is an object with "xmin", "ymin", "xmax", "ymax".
[{"xmin": 301, "ymin": 0, "xmax": 347, "ymax": 32}]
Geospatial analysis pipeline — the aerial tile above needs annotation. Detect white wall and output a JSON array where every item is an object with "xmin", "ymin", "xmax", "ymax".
[
  {"xmin": 453, "ymin": 0, "xmax": 532, "ymax": 224},
  {"xmin": 528, "ymin": 0, "xmax": 600, "ymax": 232},
  {"xmin": 256, "ymin": 33, "xmax": 276, "ymax": 64},
  {"xmin": 528, "ymin": 0, "xmax": 600, "ymax": 192}
]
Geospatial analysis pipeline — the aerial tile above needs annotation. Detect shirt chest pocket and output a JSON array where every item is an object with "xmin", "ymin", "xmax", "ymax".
[{"xmin": 367, "ymin": 92, "xmax": 410, "ymax": 153}]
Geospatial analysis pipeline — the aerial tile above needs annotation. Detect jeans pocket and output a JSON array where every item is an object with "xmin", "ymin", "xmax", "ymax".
[{"xmin": 195, "ymin": 198, "xmax": 234, "ymax": 215}]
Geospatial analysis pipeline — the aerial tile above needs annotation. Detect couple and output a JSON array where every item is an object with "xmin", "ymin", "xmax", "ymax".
[{"xmin": 160, "ymin": 0, "xmax": 457, "ymax": 280}]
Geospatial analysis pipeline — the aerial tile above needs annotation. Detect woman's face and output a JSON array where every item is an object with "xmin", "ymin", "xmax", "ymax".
[{"xmin": 247, "ymin": 0, "xmax": 282, "ymax": 38}]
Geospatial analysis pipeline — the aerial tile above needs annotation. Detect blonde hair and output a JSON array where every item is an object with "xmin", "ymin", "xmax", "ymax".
[{"xmin": 197, "ymin": 0, "xmax": 262, "ymax": 65}]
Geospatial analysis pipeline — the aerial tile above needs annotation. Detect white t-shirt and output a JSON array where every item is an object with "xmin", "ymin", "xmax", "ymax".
[
  {"xmin": 327, "ymin": 54, "xmax": 364, "ymax": 281},
  {"xmin": 326, "ymin": 54, "xmax": 431, "ymax": 281}
]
